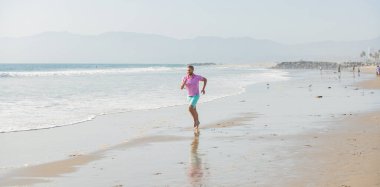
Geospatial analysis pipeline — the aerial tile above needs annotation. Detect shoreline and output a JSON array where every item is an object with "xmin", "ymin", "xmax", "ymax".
[{"xmin": 1, "ymin": 68, "xmax": 380, "ymax": 186}]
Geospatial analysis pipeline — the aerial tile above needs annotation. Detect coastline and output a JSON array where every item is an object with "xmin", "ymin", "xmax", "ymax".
[{"xmin": 1, "ymin": 68, "xmax": 380, "ymax": 186}]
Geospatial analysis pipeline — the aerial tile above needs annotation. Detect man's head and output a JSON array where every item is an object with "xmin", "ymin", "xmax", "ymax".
[{"xmin": 187, "ymin": 65, "xmax": 194, "ymax": 75}]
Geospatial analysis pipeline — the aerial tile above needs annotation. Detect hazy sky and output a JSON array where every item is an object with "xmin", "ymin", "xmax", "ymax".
[{"xmin": 0, "ymin": 0, "xmax": 379, "ymax": 44}]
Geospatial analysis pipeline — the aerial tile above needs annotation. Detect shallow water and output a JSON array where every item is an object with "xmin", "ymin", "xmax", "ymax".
[{"xmin": 0, "ymin": 64, "xmax": 288, "ymax": 133}]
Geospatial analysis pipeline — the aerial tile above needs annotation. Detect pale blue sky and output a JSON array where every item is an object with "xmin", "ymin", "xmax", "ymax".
[{"xmin": 0, "ymin": 0, "xmax": 379, "ymax": 44}]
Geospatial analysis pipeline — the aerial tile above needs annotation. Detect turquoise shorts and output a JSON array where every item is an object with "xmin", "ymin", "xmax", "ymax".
[{"xmin": 188, "ymin": 94, "xmax": 200, "ymax": 108}]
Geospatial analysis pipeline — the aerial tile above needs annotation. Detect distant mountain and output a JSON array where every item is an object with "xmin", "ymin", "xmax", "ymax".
[{"xmin": 0, "ymin": 32, "xmax": 379, "ymax": 63}]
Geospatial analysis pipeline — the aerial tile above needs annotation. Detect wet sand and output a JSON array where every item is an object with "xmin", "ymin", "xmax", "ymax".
[{"xmin": 1, "ymin": 69, "xmax": 380, "ymax": 187}]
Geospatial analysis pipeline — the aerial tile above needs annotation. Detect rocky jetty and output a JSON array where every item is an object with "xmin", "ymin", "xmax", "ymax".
[
  {"xmin": 273, "ymin": 61, "xmax": 338, "ymax": 69},
  {"xmin": 272, "ymin": 61, "xmax": 367, "ymax": 69},
  {"xmin": 188, "ymin": 62, "xmax": 217, "ymax": 66}
]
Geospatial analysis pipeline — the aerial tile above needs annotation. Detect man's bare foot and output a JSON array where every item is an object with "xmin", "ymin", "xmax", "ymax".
[
  {"xmin": 194, "ymin": 126, "xmax": 200, "ymax": 134},
  {"xmin": 193, "ymin": 120, "xmax": 200, "ymax": 133}
]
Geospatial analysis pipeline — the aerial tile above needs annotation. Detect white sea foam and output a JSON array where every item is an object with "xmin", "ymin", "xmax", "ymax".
[{"xmin": 0, "ymin": 66, "xmax": 178, "ymax": 78}]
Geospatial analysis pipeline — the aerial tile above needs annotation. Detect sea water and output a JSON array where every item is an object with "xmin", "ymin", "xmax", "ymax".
[{"xmin": 0, "ymin": 64, "xmax": 289, "ymax": 133}]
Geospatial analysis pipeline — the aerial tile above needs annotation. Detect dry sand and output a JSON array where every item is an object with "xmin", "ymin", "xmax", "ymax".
[
  {"xmin": 289, "ymin": 111, "xmax": 380, "ymax": 187},
  {"xmin": 355, "ymin": 65, "xmax": 380, "ymax": 89},
  {"xmin": 360, "ymin": 65, "xmax": 378, "ymax": 74},
  {"xmin": 357, "ymin": 77, "xmax": 380, "ymax": 89}
]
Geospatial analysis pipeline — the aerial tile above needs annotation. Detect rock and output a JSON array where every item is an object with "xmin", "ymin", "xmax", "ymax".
[{"xmin": 69, "ymin": 154, "xmax": 82, "ymax": 157}]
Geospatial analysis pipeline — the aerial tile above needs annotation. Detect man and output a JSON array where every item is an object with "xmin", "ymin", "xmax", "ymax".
[{"xmin": 180, "ymin": 65, "xmax": 207, "ymax": 132}]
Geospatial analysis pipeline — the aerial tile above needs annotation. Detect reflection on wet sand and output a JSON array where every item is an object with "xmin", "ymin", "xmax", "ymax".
[{"xmin": 188, "ymin": 133, "xmax": 203, "ymax": 186}]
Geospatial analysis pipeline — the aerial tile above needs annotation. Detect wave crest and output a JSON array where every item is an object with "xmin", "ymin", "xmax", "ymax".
[{"xmin": 0, "ymin": 66, "xmax": 177, "ymax": 78}]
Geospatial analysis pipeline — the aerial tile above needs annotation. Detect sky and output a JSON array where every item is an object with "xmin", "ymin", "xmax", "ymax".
[{"xmin": 0, "ymin": 0, "xmax": 379, "ymax": 44}]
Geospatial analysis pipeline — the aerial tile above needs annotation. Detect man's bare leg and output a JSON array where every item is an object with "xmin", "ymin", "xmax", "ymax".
[
  {"xmin": 189, "ymin": 106, "xmax": 196, "ymax": 125},
  {"xmin": 189, "ymin": 106, "xmax": 200, "ymax": 132},
  {"xmin": 194, "ymin": 107, "xmax": 200, "ymax": 128}
]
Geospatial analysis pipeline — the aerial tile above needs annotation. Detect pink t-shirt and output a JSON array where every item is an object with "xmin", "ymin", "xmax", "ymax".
[{"xmin": 182, "ymin": 74, "xmax": 204, "ymax": 96}]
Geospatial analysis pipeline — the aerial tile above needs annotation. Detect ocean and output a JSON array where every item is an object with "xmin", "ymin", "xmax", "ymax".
[{"xmin": 0, "ymin": 63, "xmax": 289, "ymax": 133}]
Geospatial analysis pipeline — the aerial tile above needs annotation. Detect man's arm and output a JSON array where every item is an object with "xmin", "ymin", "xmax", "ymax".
[
  {"xmin": 201, "ymin": 77, "xmax": 207, "ymax": 94},
  {"xmin": 180, "ymin": 78, "xmax": 187, "ymax": 90}
]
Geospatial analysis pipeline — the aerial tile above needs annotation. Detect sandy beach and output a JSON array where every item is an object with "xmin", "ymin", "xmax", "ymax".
[
  {"xmin": 1, "ymin": 0, "xmax": 379, "ymax": 186},
  {"xmin": 1, "ymin": 68, "xmax": 380, "ymax": 187},
  {"xmin": 356, "ymin": 66, "xmax": 380, "ymax": 89}
]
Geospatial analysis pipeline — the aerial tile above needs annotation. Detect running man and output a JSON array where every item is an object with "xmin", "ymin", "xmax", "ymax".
[{"xmin": 180, "ymin": 65, "xmax": 207, "ymax": 132}]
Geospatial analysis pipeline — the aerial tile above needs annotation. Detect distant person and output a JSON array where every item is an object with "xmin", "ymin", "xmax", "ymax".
[
  {"xmin": 337, "ymin": 64, "xmax": 341, "ymax": 79},
  {"xmin": 180, "ymin": 65, "xmax": 207, "ymax": 133},
  {"xmin": 377, "ymin": 65, "xmax": 380, "ymax": 76}
]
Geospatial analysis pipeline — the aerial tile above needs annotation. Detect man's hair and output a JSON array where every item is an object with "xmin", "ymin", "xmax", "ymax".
[{"xmin": 187, "ymin": 65, "xmax": 194, "ymax": 70}]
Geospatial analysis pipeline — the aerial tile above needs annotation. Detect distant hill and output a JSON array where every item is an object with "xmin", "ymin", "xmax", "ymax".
[{"xmin": 0, "ymin": 32, "xmax": 379, "ymax": 63}]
